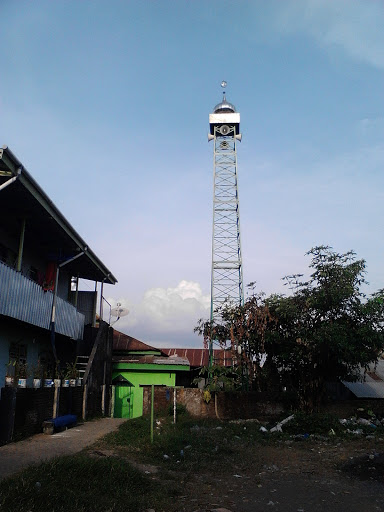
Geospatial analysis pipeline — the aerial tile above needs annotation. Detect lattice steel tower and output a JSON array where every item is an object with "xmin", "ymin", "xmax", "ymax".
[{"xmin": 208, "ymin": 82, "xmax": 244, "ymax": 351}]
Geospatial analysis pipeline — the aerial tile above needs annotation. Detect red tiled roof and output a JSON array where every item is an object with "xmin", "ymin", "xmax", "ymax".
[
  {"xmin": 113, "ymin": 330, "xmax": 168, "ymax": 356},
  {"xmin": 161, "ymin": 348, "xmax": 233, "ymax": 367}
]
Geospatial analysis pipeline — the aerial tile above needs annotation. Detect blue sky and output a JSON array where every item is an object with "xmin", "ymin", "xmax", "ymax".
[{"xmin": 1, "ymin": 1, "xmax": 384, "ymax": 347}]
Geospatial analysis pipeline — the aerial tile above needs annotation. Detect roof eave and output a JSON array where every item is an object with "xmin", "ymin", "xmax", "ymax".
[{"xmin": 0, "ymin": 145, "xmax": 117, "ymax": 285}]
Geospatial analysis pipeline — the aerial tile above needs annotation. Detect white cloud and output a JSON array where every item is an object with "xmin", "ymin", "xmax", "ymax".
[
  {"xmin": 106, "ymin": 280, "xmax": 210, "ymax": 347},
  {"xmin": 274, "ymin": 0, "xmax": 384, "ymax": 69},
  {"xmin": 357, "ymin": 117, "xmax": 384, "ymax": 141}
]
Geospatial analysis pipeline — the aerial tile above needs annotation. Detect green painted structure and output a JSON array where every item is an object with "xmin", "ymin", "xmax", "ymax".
[
  {"xmin": 112, "ymin": 361, "xmax": 189, "ymax": 418},
  {"xmin": 112, "ymin": 332, "xmax": 190, "ymax": 418}
]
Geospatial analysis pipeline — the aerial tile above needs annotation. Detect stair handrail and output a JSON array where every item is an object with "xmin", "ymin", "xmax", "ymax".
[{"xmin": 82, "ymin": 321, "xmax": 109, "ymax": 384}]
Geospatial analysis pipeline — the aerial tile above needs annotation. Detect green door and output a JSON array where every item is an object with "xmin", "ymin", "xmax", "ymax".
[{"xmin": 114, "ymin": 386, "xmax": 133, "ymax": 418}]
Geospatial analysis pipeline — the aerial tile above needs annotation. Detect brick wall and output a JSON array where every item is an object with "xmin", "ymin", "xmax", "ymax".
[
  {"xmin": 142, "ymin": 387, "xmax": 285, "ymax": 421},
  {"xmin": 142, "ymin": 387, "xmax": 384, "ymax": 422}
]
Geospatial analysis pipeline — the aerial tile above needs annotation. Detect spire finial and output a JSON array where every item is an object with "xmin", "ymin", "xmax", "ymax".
[{"xmin": 221, "ymin": 80, "xmax": 227, "ymax": 100}]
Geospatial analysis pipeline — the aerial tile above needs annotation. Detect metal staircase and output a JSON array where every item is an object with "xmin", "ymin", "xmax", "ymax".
[{"xmin": 76, "ymin": 355, "xmax": 89, "ymax": 381}]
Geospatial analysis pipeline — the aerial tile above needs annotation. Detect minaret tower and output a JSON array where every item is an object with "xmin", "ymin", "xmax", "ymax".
[{"xmin": 208, "ymin": 82, "xmax": 244, "ymax": 360}]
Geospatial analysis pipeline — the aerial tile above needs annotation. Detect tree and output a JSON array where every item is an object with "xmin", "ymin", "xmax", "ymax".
[
  {"xmin": 196, "ymin": 246, "xmax": 384, "ymax": 411},
  {"xmin": 195, "ymin": 290, "xmax": 276, "ymax": 392}
]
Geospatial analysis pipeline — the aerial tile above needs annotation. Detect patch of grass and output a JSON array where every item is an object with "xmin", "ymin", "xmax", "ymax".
[
  {"xmin": 101, "ymin": 416, "xmax": 266, "ymax": 474},
  {"xmin": 150, "ymin": 417, "xmax": 236, "ymax": 471},
  {"xmin": 0, "ymin": 453, "xmax": 163, "ymax": 512},
  {"xmin": 102, "ymin": 415, "xmax": 151, "ymax": 449},
  {"xmin": 4, "ymin": 413, "xmax": 382, "ymax": 512}
]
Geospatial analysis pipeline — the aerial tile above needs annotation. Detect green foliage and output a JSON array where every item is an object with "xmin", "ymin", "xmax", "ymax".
[
  {"xmin": 31, "ymin": 360, "xmax": 44, "ymax": 379},
  {"xmin": 4, "ymin": 360, "xmax": 16, "ymax": 377},
  {"xmin": 265, "ymin": 246, "xmax": 384, "ymax": 410},
  {"xmin": 194, "ymin": 364, "xmax": 242, "ymax": 392},
  {"xmin": 15, "ymin": 361, "xmax": 29, "ymax": 378},
  {"xmin": 64, "ymin": 359, "xmax": 79, "ymax": 379},
  {"xmin": 196, "ymin": 246, "xmax": 384, "ymax": 411},
  {"xmin": 103, "ymin": 416, "xmax": 151, "ymax": 448}
]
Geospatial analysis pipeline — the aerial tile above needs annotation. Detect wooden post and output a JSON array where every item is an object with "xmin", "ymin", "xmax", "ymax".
[
  {"xmin": 82, "ymin": 383, "xmax": 88, "ymax": 421},
  {"xmin": 101, "ymin": 361, "xmax": 106, "ymax": 416},
  {"xmin": 74, "ymin": 275, "xmax": 79, "ymax": 308},
  {"xmin": 110, "ymin": 385, "xmax": 115, "ymax": 418},
  {"xmin": 101, "ymin": 384, "xmax": 106, "ymax": 416},
  {"xmin": 150, "ymin": 384, "xmax": 154, "ymax": 443},
  {"xmin": 99, "ymin": 281, "xmax": 104, "ymax": 321},
  {"xmin": 16, "ymin": 218, "xmax": 26, "ymax": 272},
  {"xmin": 173, "ymin": 387, "xmax": 176, "ymax": 424},
  {"xmin": 53, "ymin": 384, "xmax": 60, "ymax": 419}
]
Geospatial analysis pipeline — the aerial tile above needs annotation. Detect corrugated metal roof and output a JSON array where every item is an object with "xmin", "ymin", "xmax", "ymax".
[
  {"xmin": 341, "ymin": 358, "xmax": 384, "ymax": 398},
  {"xmin": 0, "ymin": 146, "xmax": 117, "ymax": 285},
  {"xmin": 161, "ymin": 348, "xmax": 233, "ymax": 367},
  {"xmin": 367, "ymin": 359, "xmax": 384, "ymax": 381},
  {"xmin": 342, "ymin": 381, "xmax": 384, "ymax": 399},
  {"xmin": 113, "ymin": 331, "xmax": 168, "ymax": 355}
]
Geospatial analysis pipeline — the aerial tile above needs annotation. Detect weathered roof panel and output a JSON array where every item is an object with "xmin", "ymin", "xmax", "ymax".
[
  {"xmin": 342, "ymin": 381, "xmax": 384, "ymax": 399},
  {"xmin": 113, "ymin": 330, "xmax": 168, "ymax": 356},
  {"xmin": 161, "ymin": 348, "xmax": 233, "ymax": 367}
]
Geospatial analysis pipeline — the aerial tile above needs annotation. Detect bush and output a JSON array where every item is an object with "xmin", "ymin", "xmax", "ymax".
[{"xmin": 282, "ymin": 412, "xmax": 343, "ymax": 435}]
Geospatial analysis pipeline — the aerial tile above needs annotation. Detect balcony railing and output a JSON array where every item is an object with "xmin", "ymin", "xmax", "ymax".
[{"xmin": 0, "ymin": 261, "xmax": 84, "ymax": 339}]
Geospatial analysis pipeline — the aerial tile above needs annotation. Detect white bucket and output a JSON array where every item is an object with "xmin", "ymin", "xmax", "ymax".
[
  {"xmin": 33, "ymin": 378, "xmax": 41, "ymax": 389},
  {"xmin": 18, "ymin": 378, "xmax": 27, "ymax": 388}
]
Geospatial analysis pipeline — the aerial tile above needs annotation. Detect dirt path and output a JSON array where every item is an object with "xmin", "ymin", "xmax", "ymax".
[
  {"xmin": 160, "ymin": 442, "xmax": 384, "ymax": 512},
  {"xmin": 0, "ymin": 418, "xmax": 126, "ymax": 481}
]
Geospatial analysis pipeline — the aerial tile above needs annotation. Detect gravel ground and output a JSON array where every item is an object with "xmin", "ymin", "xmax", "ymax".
[
  {"xmin": 167, "ymin": 441, "xmax": 384, "ymax": 512},
  {"xmin": 2, "ymin": 418, "xmax": 384, "ymax": 511}
]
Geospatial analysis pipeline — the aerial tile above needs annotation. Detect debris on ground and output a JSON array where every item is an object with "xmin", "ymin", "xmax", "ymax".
[
  {"xmin": 229, "ymin": 418, "xmax": 260, "ymax": 424},
  {"xmin": 338, "ymin": 415, "xmax": 382, "ymax": 435},
  {"xmin": 270, "ymin": 415, "xmax": 295, "ymax": 433}
]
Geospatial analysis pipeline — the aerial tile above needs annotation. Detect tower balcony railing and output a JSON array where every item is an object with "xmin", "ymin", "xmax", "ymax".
[{"xmin": 0, "ymin": 260, "xmax": 84, "ymax": 340}]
